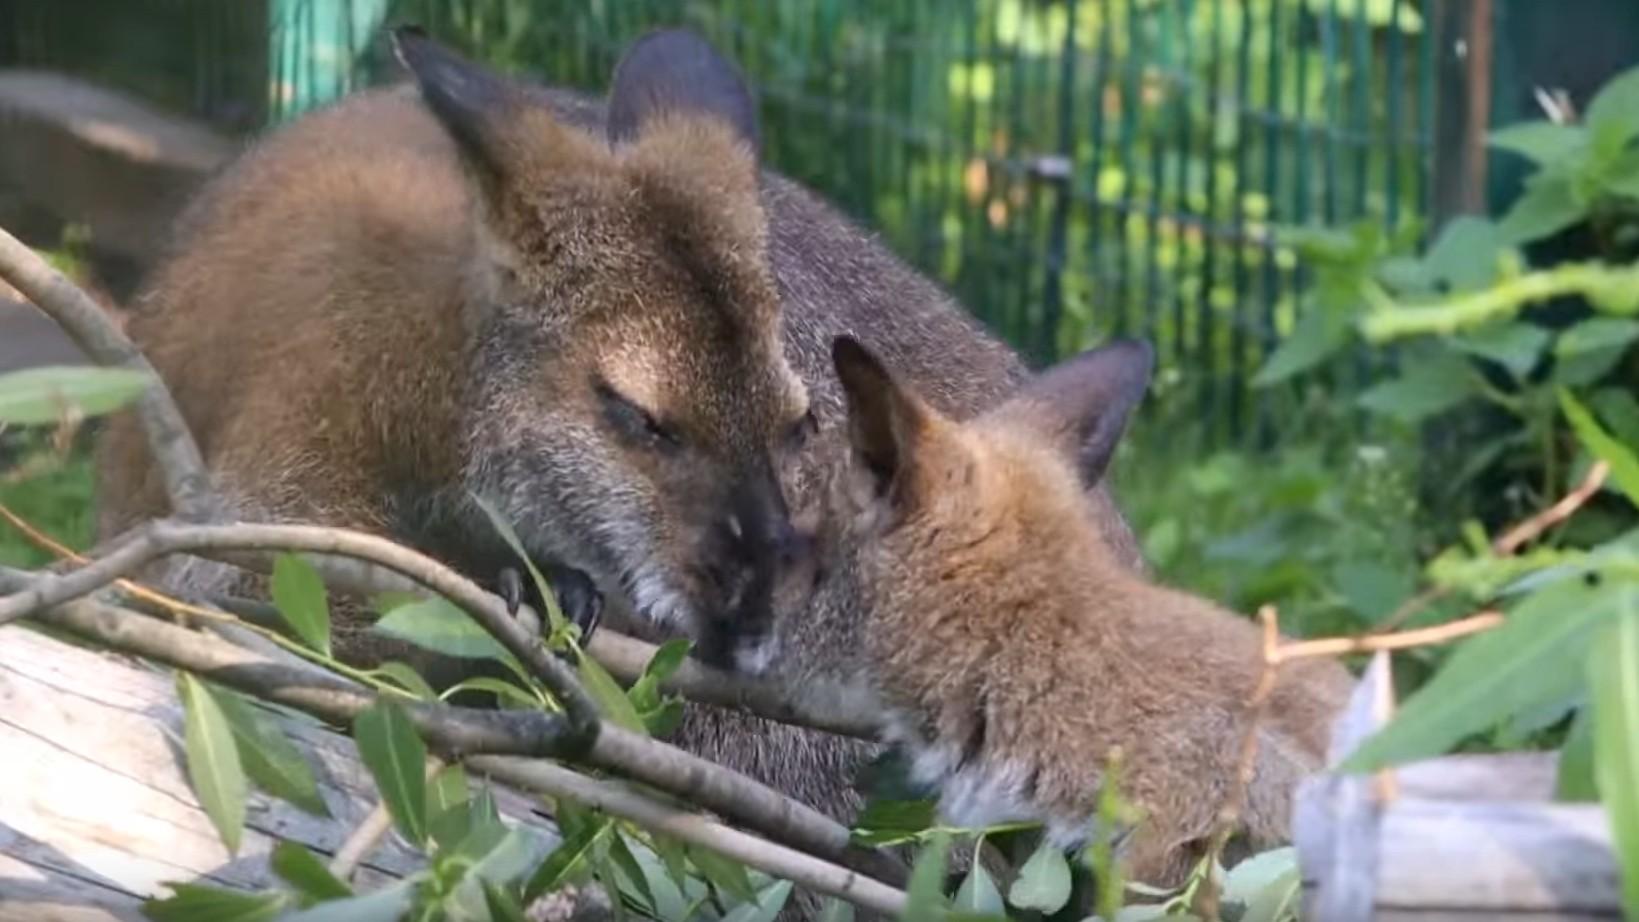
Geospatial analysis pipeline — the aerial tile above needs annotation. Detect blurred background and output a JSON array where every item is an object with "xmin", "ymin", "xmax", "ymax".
[{"xmin": 2, "ymin": 0, "xmax": 1636, "ymax": 662}]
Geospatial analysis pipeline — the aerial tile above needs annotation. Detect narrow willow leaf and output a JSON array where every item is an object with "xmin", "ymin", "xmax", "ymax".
[
  {"xmin": 1590, "ymin": 604, "xmax": 1639, "ymax": 918},
  {"xmin": 370, "ymin": 661, "xmax": 438, "ymax": 701},
  {"xmin": 721, "ymin": 880, "xmax": 793, "ymax": 922},
  {"xmin": 375, "ymin": 596, "xmax": 511, "ymax": 660},
  {"xmin": 576, "ymin": 650, "xmax": 647, "ymax": 734},
  {"xmin": 1560, "ymin": 389, "xmax": 1639, "ymax": 508},
  {"xmin": 902, "ymin": 831, "xmax": 951, "ymax": 922},
  {"xmin": 142, "ymin": 884, "xmax": 285, "ymax": 922},
  {"xmin": 437, "ymin": 676, "xmax": 541, "ymax": 708},
  {"xmin": 271, "ymin": 842, "xmax": 353, "ymax": 902},
  {"xmin": 279, "ymin": 879, "xmax": 417, "ymax": 922},
  {"xmin": 644, "ymin": 638, "xmax": 693, "ymax": 684},
  {"xmin": 606, "ymin": 831, "xmax": 658, "ymax": 916},
  {"xmin": 177, "ymin": 673, "xmax": 247, "ymax": 855},
  {"xmin": 469, "ymin": 492, "xmax": 567, "ymax": 634},
  {"xmin": 690, "ymin": 845, "xmax": 761, "ymax": 904},
  {"xmin": 816, "ymin": 898, "xmax": 856, "ymax": 922},
  {"xmin": 482, "ymin": 881, "xmax": 530, "ymax": 922},
  {"xmin": 271, "ymin": 554, "xmax": 331, "ymax": 656},
  {"xmin": 214, "ymin": 687, "xmax": 328, "ymax": 816},
  {"xmin": 447, "ymin": 826, "xmax": 556, "ymax": 920},
  {"xmin": 1008, "ymin": 839, "xmax": 1073, "ymax": 913},
  {"xmin": 954, "ymin": 861, "xmax": 1005, "ymax": 914},
  {"xmin": 353, "ymin": 701, "xmax": 428, "ymax": 846},
  {"xmin": 1556, "ymin": 706, "xmax": 1600, "ymax": 802},
  {"xmin": 1342, "ymin": 577, "xmax": 1617, "ymax": 771},
  {"xmin": 0, "ymin": 365, "xmax": 149, "ymax": 425},
  {"xmin": 524, "ymin": 817, "xmax": 609, "ymax": 900}
]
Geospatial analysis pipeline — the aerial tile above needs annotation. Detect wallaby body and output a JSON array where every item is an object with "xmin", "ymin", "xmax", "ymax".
[
  {"xmin": 96, "ymin": 30, "xmax": 1145, "ymax": 884},
  {"xmin": 734, "ymin": 338, "xmax": 1354, "ymax": 888}
]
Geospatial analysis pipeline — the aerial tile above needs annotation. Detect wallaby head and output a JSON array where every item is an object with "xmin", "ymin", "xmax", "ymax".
[{"xmin": 391, "ymin": 29, "xmax": 812, "ymax": 634}]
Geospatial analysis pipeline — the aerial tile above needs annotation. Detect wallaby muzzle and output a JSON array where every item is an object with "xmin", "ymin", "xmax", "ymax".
[{"xmin": 693, "ymin": 461, "xmax": 805, "ymax": 666}]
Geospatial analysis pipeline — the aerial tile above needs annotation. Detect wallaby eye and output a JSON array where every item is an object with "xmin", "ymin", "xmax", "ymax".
[
  {"xmin": 596, "ymin": 382, "xmax": 680, "ymax": 450},
  {"xmin": 784, "ymin": 407, "xmax": 818, "ymax": 451}
]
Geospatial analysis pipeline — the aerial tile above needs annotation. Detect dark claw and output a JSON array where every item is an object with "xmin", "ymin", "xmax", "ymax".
[
  {"xmin": 497, "ymin": 566, "xmax": 524, "ymax": 617},
  {"xmin": 546, "ymin": 564, "xmax": 604, "ymax": 646}
]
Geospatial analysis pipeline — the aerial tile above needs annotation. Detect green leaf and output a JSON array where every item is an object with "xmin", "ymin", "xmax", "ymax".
[
  {"xmin": 1592, "ymin": 388, "xmax": 1639, "ymax": 447},
  {"xmin": 271, "ymin": 842, "xmax": 353, "ymax": 903},
  {"xmin": 1341, "ymin": 576, "xmax": 1621, "ymax": 771},
  {"xmin": 352, "ymin": 700, "xmax": 428, "ymax": 846},
  {"xmin": 426, "ymin": 764, "xmax": 475, "ymax": 850},
  {"xmin": 280, "ymin": 879, "xmax": 417, "ymax": 922},
  {"xmin": 643, "ymin": 637, "xmax": 693, "ymax": 685},
  {"xmin": 1560, "ymin": 389, "xmax": 1639, "ymax": 508},
  {"xmin": 214, "ymin": 688, "xmax": 328, "ymax": 816},
  {"xmin": 1008, "ymin": 839, "xmax": 1073, "ymax": 913},
  {"xmin": 438, "ymin": 676, "xmax": 541, "ymax": 708},
  {"xmin": 142, "ymin": 884, "xmax": 285, "ymax": 922},
  {"xmin": 1590, "ymin": 604, "xmax": 1639, "ymax": 919},
  {"xmin": 1451, "ymin": 322, "xmax": 1551, "ymax": 379},
  {"xmin": 1423, "ymin": 216, "xmax": 1504, "ymax": 292},
  {"xmin": 370, "ymin": 661, "xmax": 438, "ymax": 701},
  {"xmin": 1558, "ymin": 318, "xmax": 1639, "ymax": 359},
  {"xmin": 954, "ymin": 861, "xmax": 1005, "ymax": 914},
  {"xmin": 690, "ymin": 846, "xmax": 761, "ymax": 905},
  {"xmin": 375, "ymin": 596, "xmax": 511, "ymax": 661},
  {"xmin": 1556, "ymin": 706, "xmax": 1600, "ymax": 802},
  {"xmin": 1253, "ymin": 306, "xmax": 1351, "ymax": 386},
  {"xmin": 1587, "ymin": 65, "xmax": 1639, "ymax": 144},
  {"xmin": 446, "ymin": 826, "xmax": 555, "ymax": 920},
  {"xmin": 469, "ymin": 492, "xmax": 567, "ymax": 635},
  {"xmin": 482, "ymin": 881, "xmax": 530, "ymax": 922},
  {"xmin": 177, "ymin": 673, "xmax": 248, "ymax": 855},
  {"xmin": 271, "ymin": 554, "xmax": 331, "ymax": 657},
  {"xmin": 1488, "ymin": 121, "xmax": 1586, "ymax": 165},
  {"xmin": 1499, "ymin": 171, "xmax": 1586, "ymax": 244},
  {"xmin": 607, "ymin": 831, "xmax": 658, "ymax": 916},
  {"xmin": 1223, "ymin": 847, "xmax": 1297, "ymax": 905},
  {"xmin": 903, "ymin": 831, "xmax": 951, "ymax": 922},
  {"xmin": 1330, "ymin": 560, "xmax": 1415, "ymax": 623},
  {"xmin": 721, "ymin": 880, "xmax": 794, "ymax": 922},
  {"xmin": 850, "ymin": 798, "xmax": 939, "ymax": 847},
  {"xmin": 1356, "ymin": 350, "xmax": 1476, "ymax": 423},
  {"xmin": 576, "ymin": 652, "xmax": 647, "ymax": 734},
  {"xmin": 524, "ymin": 817, "xmax": 610, "ymax": 900},
  {"xmin": 0, "ymin": 365, "xmax": 149, "ymax": 425},
  {"xmin": 817, "ymin": 898, "xmax": 857, "ymax": 922},
  {"xmin": 1237, "ymin": 866, "xmax": 1302, "ymax": 922}
]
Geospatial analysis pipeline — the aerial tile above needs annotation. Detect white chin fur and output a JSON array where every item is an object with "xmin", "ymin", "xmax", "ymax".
[
  {"xmin": 733, "ymin": 638, "xmax": 780, "ymax": 676},
  {"xmin": 626, "ymin": 564, "xmax": 694, "ymax": 629}
]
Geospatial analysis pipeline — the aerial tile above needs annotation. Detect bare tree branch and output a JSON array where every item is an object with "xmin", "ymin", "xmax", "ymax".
[
  {"xmin": 0, "ymin": 224, "xmax": 214, "ymax": 521},
  {"xmin": 0, "ymin": 568, "xmax": 902, "ymax": 884},
  {"xmin": 469, "ymin": 756, "xmax": 910, "ymax": 917}
]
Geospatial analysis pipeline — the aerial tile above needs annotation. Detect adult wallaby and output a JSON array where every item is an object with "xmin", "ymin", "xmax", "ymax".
[
  {"xmin": 97, "ymin": 27, "xmax": 1146, "ymax": 857},
  {"xmin": 726, "ymin": 337, "xmax": 1354, "ymax": 888}
]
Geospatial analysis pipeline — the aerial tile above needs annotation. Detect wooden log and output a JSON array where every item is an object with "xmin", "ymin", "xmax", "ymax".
[
  {"xmin": 1295, "ymin": 650, "xmax": 1622, "ymax": 919},
  {"xmin": 0, "ymin": 624, "xmax": 553, "ymax": 921}
]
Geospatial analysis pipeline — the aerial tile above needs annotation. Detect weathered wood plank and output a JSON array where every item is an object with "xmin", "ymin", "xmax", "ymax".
[{"xmin": 0, "ymin": 623, "xmax": 552, "ymax": 920}]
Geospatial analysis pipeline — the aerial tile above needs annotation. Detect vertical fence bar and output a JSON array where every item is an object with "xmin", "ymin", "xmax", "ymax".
[{"xmin": 1039, "ymin": 0, "xmax": 1079, "ymax": 363}]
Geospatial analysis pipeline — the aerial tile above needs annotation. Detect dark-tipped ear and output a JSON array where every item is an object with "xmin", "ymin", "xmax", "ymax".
[
  {"xmin": 392, "ymin": 26, "xmax": 525, "ymax": 180},
  {"xmin": 832, "ymin": 336, "xmax": 927, "ymax": 503},
  {"xmin": 607, "ymin": 29, "xmax": 760, "ymax": 156},
  {"xmin": 1007, "ymin": 338, "xmax": 1153, "ymax": 488}
]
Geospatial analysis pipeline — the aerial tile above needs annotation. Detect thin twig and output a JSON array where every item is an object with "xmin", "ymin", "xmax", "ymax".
[
  {"xmin": 1277, "ymin": 611, "xmax": 1504, "ymax": 663},
  {"xmin": 330, "ymin": 758, "xmax": 445, "ymax": 881},
  {"xmin": 1375, "ymin": 460, "xmax": 1610, "ymax": 633},
  {"xmin": 1, "ymin": 575, "xmax": 900, "ymax": 883},
  {"xmin": 0, "ymin": 225, "xmax": 213, "ymax": 521},
  {"xmin": 469, "ymin": 756, "xmax": 910, "ymax": 917},
  {"xmin": 1194, "ymin": 606, "xmax": 1283, "ymax": 921}
]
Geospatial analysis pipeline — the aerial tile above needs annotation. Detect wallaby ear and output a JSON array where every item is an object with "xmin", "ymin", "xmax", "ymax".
[
  {"xmin": 607, "ymin": 29, "xmax": 761, "ymax": 156},
  {"xmin": 831, "ymin": 336, "xmax": 928, "ymax": 504},
  {"xmin": 392, "ymin": 26, "xmax": 544, "ymax": 185},
  {"xmin": 1006, "ymin": 338, "xmax": 1153, "ymax": 488}
]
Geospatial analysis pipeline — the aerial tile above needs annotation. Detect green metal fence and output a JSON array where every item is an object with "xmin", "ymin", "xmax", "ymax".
[{"xmin": 1, "ymin": 0, "xmax": 1439, "ymax": 442}]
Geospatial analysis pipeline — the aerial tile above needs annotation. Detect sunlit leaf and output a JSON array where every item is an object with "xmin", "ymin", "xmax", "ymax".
[
  {"xmin": 142, "ymin": 884, "xmax": 285, "ymax": 922},
  {"xmin": 271, "ymin": 842, "xmax": 353, "ymax": 903},
  {"xmin": 0, "ymin": 365, "xmax": 149, "ymax": 425},
  {"xmin": 271, "ymin": 554, "xmax": 331, "ymax": 657},
  {"xmin": 1342, "ymin": 576, "xmax": 1620, "ymax": 771},
  {"xmin": 214, "ymin": 688, "xmax": 327, "ymax": 816},
  {"xmin": 576, "ymin": 651, "xmax": 647, "ymax": 734},
  {"xmin": 176, "ymin": 673, "xmax": 247, "ymax": 855},
  {"xmin": 1008, "ymin": 839, "xmax": 1073, "ymax": 913},
  {"xmin": 1561, "ymin": 389, "xmax": 1639, "ymax": 507},
  {"xmin": 353, "ymin": 701, "xmax": 428, "ymax": 846},
  {"xmin": 1590, "ymin": 602, "xmax": 1639, "ymax": 918}
]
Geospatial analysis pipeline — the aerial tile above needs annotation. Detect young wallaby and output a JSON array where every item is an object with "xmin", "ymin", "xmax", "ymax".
[
  {"xmin": 99, "ymin": 29, "xmax": 812, "ymax": 659},
  {"xmin": 729, "ymin": 336, "xmax": 1356, "ymax": 888}
]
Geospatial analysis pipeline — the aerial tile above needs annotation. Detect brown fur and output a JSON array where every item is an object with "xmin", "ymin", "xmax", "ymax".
[{"xmin": 737, "ymin": 338, "xmax": 1354, "ymax": 889}]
